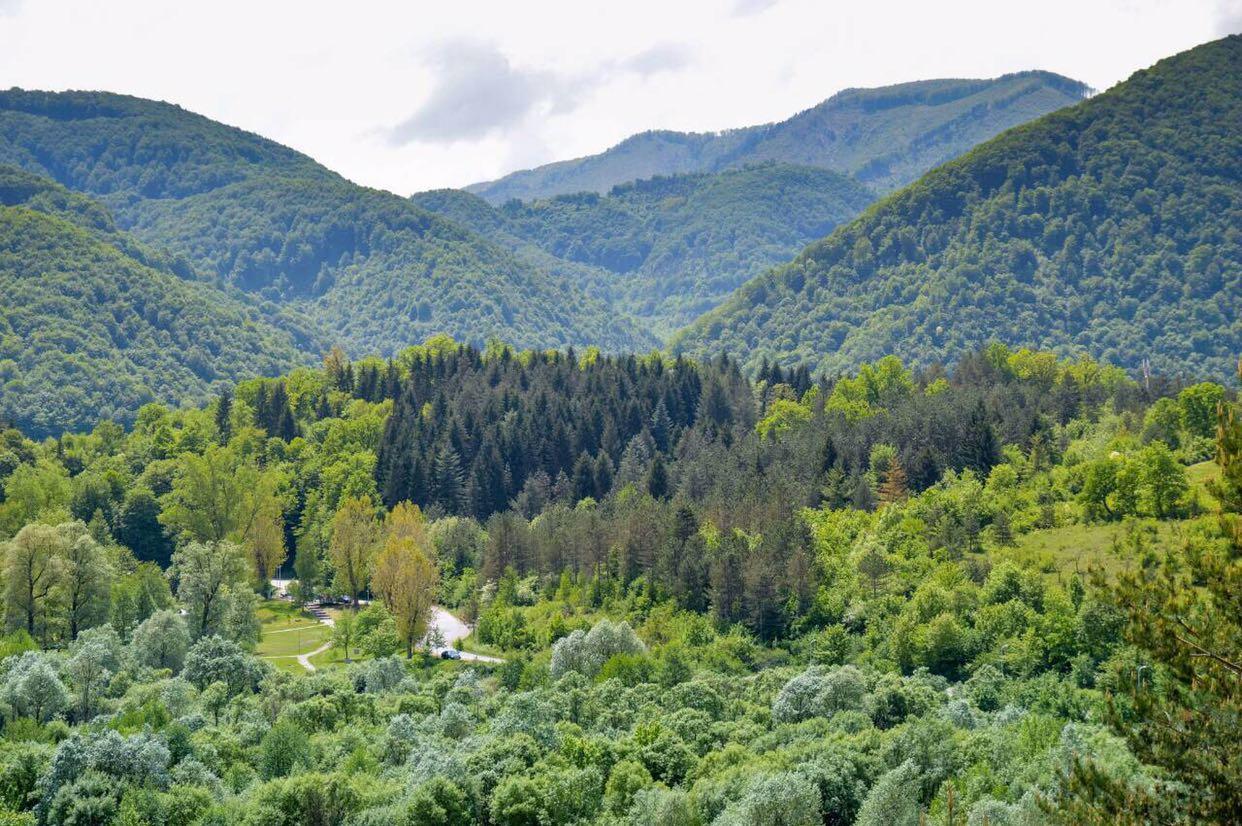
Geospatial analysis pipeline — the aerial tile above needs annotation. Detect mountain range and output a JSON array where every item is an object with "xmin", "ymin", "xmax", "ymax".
[
  {"xmin": 2, "ymin": 37, "xmax": 1238, "ymax": 437},
  {"xmin": 465, "ymin": 71, "xmax": 1091, "ymax": 203},
  {"xmin": 0, "ymin": 89, "xmax": 656, "ymax": 361},
  {"xmin": 672, "ymin": 35, "xmax": 1241, "ymax": 379},
  {"xmin": 0, "ymin": 165, "xmax": 317, "ymax": 435}
]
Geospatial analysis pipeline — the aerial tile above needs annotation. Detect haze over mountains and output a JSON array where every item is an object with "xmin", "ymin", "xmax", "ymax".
[
  {"xmin": 672, "ymin": 35, "xmax": 1241, "ymax": 380},
  {"xmin": 465, "ymin": 72, "xmax": 1091, "ymax": 203}
]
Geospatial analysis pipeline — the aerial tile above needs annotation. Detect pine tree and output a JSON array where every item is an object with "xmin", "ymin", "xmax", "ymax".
[
  {"xmin": 433, "ymin": 445, "xmax": 466, "ymax": 514},
  {"xmin": 877, "ymin": 460, "xmax": 909, "ymax": 504},
  {"xmin": 649, "ymin": 400, "xmax": 672, "ymax": 452},
  {"xmin": 572, "ymin": 453, "xmax": 597, "ymax": 501},
  {"xmin": 647, "ymin": 455, "xmax": 669, "ymax": 500},
  {"xmin": 214, "ymin": 387, "xmax": 233, "ymax": 445}
]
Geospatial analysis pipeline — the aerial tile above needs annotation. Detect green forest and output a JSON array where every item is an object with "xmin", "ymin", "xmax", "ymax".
[
  {"xmin": 0, "ymin": 90, "xmax": 655, "ymax": 362},
  {"xmin": 0, "ymin": 166, "xmax": 319, "ymax": 438},
  {"xmin": 0, "ymin": 24, "xmax": 1239, "ymax": 826},
  {"xmin": 416, "ymin": 165, "xmax": 875, "ymax": 335},
  {"xmin": 674, "ymin": 36, "xmax": 1241, "ymax": 380},
  {"xmin": 0, "ymin": 337, "xmax": 1237, "ymax": 824}
]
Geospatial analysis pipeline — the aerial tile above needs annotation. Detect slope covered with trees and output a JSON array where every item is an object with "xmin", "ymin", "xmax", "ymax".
[
  {"xmin": 0, "ymin": 336, "xmax": 1236, "ymax": 823},
  {"xmin": 0, "ymin": 166, "xmax": 317, "ymax": 437},
  {"xmin": 0, "ymin": 90, "xmax": 655, "ymax": 357},
  {"xmin": 673, "ymin": 36, "xmax": 1242, "ymax": 380},
  {"xmin": 416, "ymin": 164, "xmax": 876, "ymax": 335},
  {"xmin": 467, "ymin": 71, "xmax": 1089, "ymax": 203}
]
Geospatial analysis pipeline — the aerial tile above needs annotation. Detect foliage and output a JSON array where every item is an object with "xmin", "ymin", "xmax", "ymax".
[
  {"xmin": 0, "ymin": 166, "xmax": 314, "ymax": 437},
  {"xmin": 674, "ymin": 37, "xmax": 1242, "ymax": 380},
  {"xmin": 418, "ymin": 164, "xmax": 874, "ymax": 336},
  {"xmin": 0, "ymin": 339, "xmax": 1227, "ymax": 825}
]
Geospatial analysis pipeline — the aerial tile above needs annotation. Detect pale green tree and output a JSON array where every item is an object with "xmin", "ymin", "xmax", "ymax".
[
  {"xmin": 57, "ymin": 523, "xmax": 113, "ymax": 640},
  {"xmin": 129, "ymin": 609, "xmax": 190, "ymax": 671},
  {"xmin": 159, "ymin": 446, "xmax": 285, "ymax": 545},
  {"xmin": 856, "ymin": 760, "xmax": 921, "ymax": 826},
  {"xmin": 169, "ymin": 540, "xmax": 251, "ymax": 639},
  {"xmin": 2, "ymin": 522, "xmax": 64, "ymax": 639}
]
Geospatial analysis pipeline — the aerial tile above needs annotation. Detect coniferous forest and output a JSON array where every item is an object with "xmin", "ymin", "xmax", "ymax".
[{"xmin": 0, "ymin": 19, "xmax": 1239, "ymax": 826}]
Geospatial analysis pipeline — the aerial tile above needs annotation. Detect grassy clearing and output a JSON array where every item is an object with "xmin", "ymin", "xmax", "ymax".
[
  {"xmin": 255, "ymin": 599, "xmax": 332, "ymax": 667},
  {"xmin": 257, "ymin": 599, "xmax": 319, "ymax": 630},
  {"xmin": 256, "ymin": 622, "xmax": 331, "ymax": 657},
  {"xmin": 975, "ymin": 459, "xmax": 1222, "ymax": 585},
  {"xmin": 1187, "ymin": 459, "xmax": 1221, "ymax": 509},
  {"xmin": 307, "ymin": 643, "xmax": 356, "ymax": 670},
  {"xmin": 985, "ymin": 516, "xmax": 1209, "ymax": 588}
]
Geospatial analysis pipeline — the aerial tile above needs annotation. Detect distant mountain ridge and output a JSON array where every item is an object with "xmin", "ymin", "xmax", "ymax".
[
  {"xmin": 466, "ymin": 71, "xmax": 1090, "ymax": 203},
  {"xmin": 671, "ymin": 36, "xmax": 1242, "ymax": 380},
  {"xmin": 417, "ymin": 163, "xmax": 875, "ymax": 336}
]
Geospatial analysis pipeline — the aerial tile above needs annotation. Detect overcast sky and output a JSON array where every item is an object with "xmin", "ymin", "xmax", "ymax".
[{"xmin": 1, "ymin": 0, "xmax": 1238, "ymax": 194}]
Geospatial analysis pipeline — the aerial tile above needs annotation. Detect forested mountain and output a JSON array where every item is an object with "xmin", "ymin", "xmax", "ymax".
[
  {"xmin": 467, "ymin": 71, "xmax": 1090, "ymax": 203},
  {"xmin": 0, "ymin": 90, "xmax": 655, "ymax": 358},
  {"xmin": 673, "ymin": 36, "xmax": 1242, "ymax": 380},
  {"xmin": 415, "ymin": 164, "xmax": 875, "ymax": 335},
  {"xmin": 0, "ymin": 166, "xmax": 317, "ymax": 437},
  {"xmin": 2, "ymin": 336, "xmax": 1237, "ymax": 823}
]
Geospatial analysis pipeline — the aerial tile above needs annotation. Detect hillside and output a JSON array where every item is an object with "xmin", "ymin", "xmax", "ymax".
[
  {"xmin": 415, "ymin": 163, "xmax": 876, "ymax": 335},
  {"xmin": 0, "ymin": 90, "xmax": 656, "ymax": 357},
  {"xmin": 466, "ymin": 71, "xmax": 1090, "ymax": 203},
  {"xmin": 2, "ymin": 340, "xmax": 1235, "ymax": 821},
  {"xmin": 0, "ymin": 166, "xmax": 316, "ymax": 436},
  {"xmin": 672, "ymin": 36, "xmax": 1242, "ymax": 380}
]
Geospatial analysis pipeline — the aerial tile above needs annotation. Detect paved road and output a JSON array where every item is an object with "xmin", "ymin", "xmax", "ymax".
[
  {"xmin": 267, "ymin": 580, "xmax": 500, "ymax": 665},
  {"xmin": 428, "ymin": 607, "xmax": 503, "ymax": 662}
]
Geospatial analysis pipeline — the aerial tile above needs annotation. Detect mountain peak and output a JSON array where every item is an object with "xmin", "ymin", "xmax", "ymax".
[{"xmin": 465, "ymin": 71, "xmax": 1090, "ymax": 204}]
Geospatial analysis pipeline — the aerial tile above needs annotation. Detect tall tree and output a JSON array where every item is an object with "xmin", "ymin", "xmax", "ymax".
[
  {"xmin": 243, "ymin": 498, "xmax": 286, "ymax": 593},
  {"xmin": 329, "ymin": 496, "xmax": 380, "ymax": 608},
  {"xmin": 214, "ymin": 387, "xmax": 233, "ymax": 445},
  {"xmin": 169, "ymin": 540, "xmax": 250, "ymax": 639},
  {"xmin": 58, "ymin": 524, "xmax": 113, "ymax": 641},
  {"xmin": 2, "ymin": 523, "xmax": 63, "ymax": 640},
  {"xmin": 374, "ymin": 504, "xmax": 439, "ymax": 657},
  {"xmin": 159, "ymin": 446, "xmax": 284, "ymax": 544}
]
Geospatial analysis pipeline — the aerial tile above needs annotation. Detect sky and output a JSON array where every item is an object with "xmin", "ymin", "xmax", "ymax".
[{"xmin": 1, "ymin": 0, "xmax": 1238, "ymax": 195}]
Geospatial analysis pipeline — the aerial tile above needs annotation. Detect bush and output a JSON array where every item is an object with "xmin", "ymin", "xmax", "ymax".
[
  {"xmin": 550, "ymin": 620, "xmax": 646, "ymax": 679},
  {"xmin": 772, "ymin": 665, "xmax": 867, "ymax": 723}
]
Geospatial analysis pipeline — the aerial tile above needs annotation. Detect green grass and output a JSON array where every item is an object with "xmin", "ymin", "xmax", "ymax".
[
  {"xmin": 267, "ymin": 657, "xmax": 315, "ymax": 675},
  {"xmin": 255, "ymin": 622, "xmax": 330, "ymax": 657},
  {"xmin": 985, "ymin": 516, "xmax": 1208, "ymax": 587},
  {"xmin": 257, "ymin": 599, "xmax": 319, "ymax": 630},
  {"xmin": 1187, "ymin": 460, "xmax": 1221, "ymax": 509},
  {"xmin": 255, "ymin": 599, "xmax": 332, "ymax": 669}
]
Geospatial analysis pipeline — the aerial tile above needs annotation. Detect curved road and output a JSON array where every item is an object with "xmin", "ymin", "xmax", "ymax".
[
  {"xmin": 267, "ymin": 581, "xmax": 501, "ymax": 667},
  {"xmin": 428, "ymin": 607, "xmax": 503, "ymax": 662}
]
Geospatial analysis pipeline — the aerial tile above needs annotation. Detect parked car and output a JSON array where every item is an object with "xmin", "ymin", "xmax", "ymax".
[{"xmin": 440, "ymin": 648, "xmax": 462, "ymax": 660}]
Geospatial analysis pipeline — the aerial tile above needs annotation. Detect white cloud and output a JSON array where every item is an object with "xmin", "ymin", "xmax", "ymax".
[
  {"xmin": 732, "ymin": 0, "xmax": 779, "ymax": 17},
  {"xmin": 1215, "ymin": 0, "xmax": 1242, "ymax": 34},
  {"xmin": 622, "ymin": 43, "xmax": 695, "ymax": 75},
  {"xmin": 388, "ymin": 40, "xmax": 570, "ymax": 145}
]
